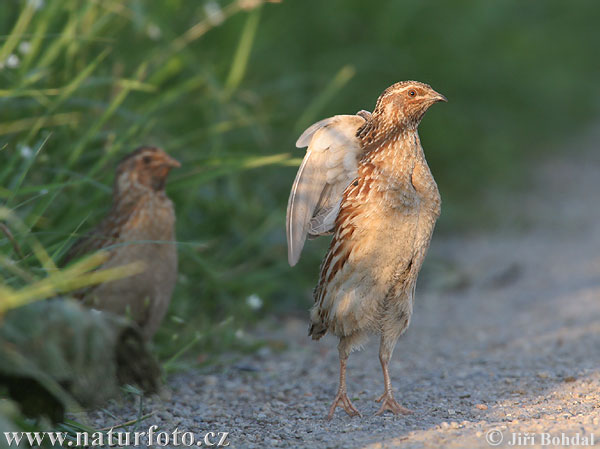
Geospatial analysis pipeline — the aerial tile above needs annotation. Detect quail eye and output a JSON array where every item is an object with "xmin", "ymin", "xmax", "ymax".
[
  {"xmin": 142, "ymin": 156, "xmax": 152, "ymax": 164},
  {"xmin": 408, "ymin": 90, "xmax": 416, "ymax": 97}
]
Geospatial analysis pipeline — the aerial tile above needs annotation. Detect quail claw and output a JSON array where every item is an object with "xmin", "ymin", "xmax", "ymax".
[
  {"xmin": 327, "ymin": 391, "xmax": 362, "ymax": 420},
  {"xmin": 375, "ymin": 392, "xmax": 413, "ymax": 416}
]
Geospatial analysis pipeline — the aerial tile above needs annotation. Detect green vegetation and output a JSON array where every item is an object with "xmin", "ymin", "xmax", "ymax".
[{"xmin": 1, "ymin": 0, "xmax": 599, "ymax": 364}]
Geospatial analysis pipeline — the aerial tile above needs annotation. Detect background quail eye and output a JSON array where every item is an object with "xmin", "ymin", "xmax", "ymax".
[
  {"xmin": 408, "ymin": 90, "xmax": 416, "ymax": 97},
  {"xmin": 143, "ymin": 156, "xmax": 152, "ymax": 164}
]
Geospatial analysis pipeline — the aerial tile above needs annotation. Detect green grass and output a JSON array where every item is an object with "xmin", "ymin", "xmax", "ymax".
[
  {"xmin": 0, "ymin": 0, "xmax": 292, "ymax": 360},
  {"xmin": 1, "ymin": 0, "xmax": 599, "ymax": 366}
]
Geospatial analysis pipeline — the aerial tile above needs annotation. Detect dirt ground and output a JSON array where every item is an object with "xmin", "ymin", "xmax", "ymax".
[{"xmin": 89, "ymin": 128, "xmax": 600, "ymax": 448}]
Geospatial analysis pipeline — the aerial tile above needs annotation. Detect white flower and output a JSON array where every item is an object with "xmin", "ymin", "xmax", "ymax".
[
  {"xmin": 27, "ymin": 0, "xmax": 45, "ymax": 10},
  {"xmin": 19, "ymin": 145, "xmax": 33, "ymax": 159},
  {"xmin": 204, "ymin": 1, "xmax": 224, "ymax": 26},
  {"xmin": 19, "ymin": 41, "xmax": 32, "ymax": 55},
  {"xmin": 235, "ymin": 329, "xmax": 244, "ymax": 339},
  {"xmin": 246, "ymin": 293, "xmax": 263, "ymax": 310},
  {"xmin": 147, "ymin": 24, "xmax": 161, "ymax": 40},
  {"xmin": 6, "ymin": 54, "xmax": 20, "ymax": 69}
]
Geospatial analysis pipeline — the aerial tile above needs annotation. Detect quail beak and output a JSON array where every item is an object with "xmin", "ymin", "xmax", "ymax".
[
  {"xmin": 162, "ymin": 155, "xmax": 181, "ymax": 169},
  {"xmin": 431, "ymin": 91, "xmax": 448, "ymax": 103}
]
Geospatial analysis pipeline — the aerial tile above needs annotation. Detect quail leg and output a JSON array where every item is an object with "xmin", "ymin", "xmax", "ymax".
[
  {"xmin": 327, "ymin": 356, "xmax": 361, "ymax": 420},
  {"xmin": 375, "ymin": 337, "xmax": 413, "ymax": 416}
]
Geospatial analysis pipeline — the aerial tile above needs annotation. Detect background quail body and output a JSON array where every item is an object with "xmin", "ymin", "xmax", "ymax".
[
  {"xmin": 287, "ymin": 81, "xmax": 446, "ymax": 418},
  {"xmin": 64, "ymin": 147, "xmax": 180, "ymax": 340}
]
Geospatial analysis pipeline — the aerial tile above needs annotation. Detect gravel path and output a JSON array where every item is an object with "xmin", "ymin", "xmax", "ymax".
[{"xmin": 87, "ymin": 130, "xmax": 600, "ymax": 448}]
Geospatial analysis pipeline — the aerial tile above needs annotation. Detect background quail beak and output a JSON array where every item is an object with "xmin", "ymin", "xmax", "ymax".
[{"xmin": 163, "ymin": 155, "xmax": 181, "ymax": 168}]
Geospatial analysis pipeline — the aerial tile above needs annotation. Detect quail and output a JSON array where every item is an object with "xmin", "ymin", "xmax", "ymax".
[
  {"xmin": 64, "ymin": 146, "xmax": 180, "ymax": 340},
  {"xmin": 287, "ymin": 81, "xmax": 446, "ymax": 419}
]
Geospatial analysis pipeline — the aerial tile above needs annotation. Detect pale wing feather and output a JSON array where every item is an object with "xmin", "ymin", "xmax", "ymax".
[
  {"xmin": 286, "ymin": 114, "xmax": 367, "ymax": 266},
  {"xmin": 295, "ymin": 117, "xmax": 337, "ymax": 148}
]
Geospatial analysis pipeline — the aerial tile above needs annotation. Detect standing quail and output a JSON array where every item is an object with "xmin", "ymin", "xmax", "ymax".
[
  {"xmin": 287, "ymin": 81, "xmax": 446, "ymax": 419},
  {"xmin": 64, "ymin": 146, "xmax": 180, "ymax": 340}
]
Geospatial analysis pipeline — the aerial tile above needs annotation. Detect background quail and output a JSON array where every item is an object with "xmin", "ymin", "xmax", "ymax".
[{"xmin": 64, "ymin": 146, "xmax": 180, "ymax": 340}]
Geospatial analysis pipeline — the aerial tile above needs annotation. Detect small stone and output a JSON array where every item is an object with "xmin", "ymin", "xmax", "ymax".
[
  {"xmin": 448, "ymin": 409, "xmax": 456, "ymax": 415},
  {"xmin": 564, "ymin": 376, "xmax": 576, "ymax": 383},
  {"xmin": 204, "ymin": 375, "xmax": 218, "ymax": 386},
  {"xmin": 475, "ymin": 403, "xmax": 488, "ymax": 410}
]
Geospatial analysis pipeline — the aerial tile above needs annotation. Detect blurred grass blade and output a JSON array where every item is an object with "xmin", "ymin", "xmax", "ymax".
[
  {"xmin": 295, "ymin": 65, "xmax": 356, "ymax": 134},
  {"xmin": 18, "ymin": 0, "xmax": 63, "ymax": 74},
  {"xmin": 25, "ymin": 49, "xmax": 110, "ymax": 142},
  {"xmin": 0, "ymin": 252, "xmax": 145, "ymax": 314},
  {"xmin": 224, "ymin": 8, "xmax": 261, "ymax": 98},
  {"xmin": 68, "ymin": 62, "xmax": 149, "ymax": 167},
  {"xmin": 171, "ymin": 153, "xmax": 292, "ymax": 188},
  {"xmin": 6, "ymin": 134, "xmax": 51, "ymax": 207},
  {"xmin": 162, "ymin": 333, "xmax": 203, "ymax": 374},
  {"xmin": 0, "ymin": 113, "xmax": 80, "ymax": 136},
  {"xmin": 169, "ymin": 0, "xmax": 243, "ymax": 54},
  {"xmin": 0, "ymin": 206, "xmax": 57, "ymax": 274},
  {"xmin": 0, "ymin": 222, "xmax": 24, "ymax": 259},
  {"xmin": 0, "ymin": 254, "xmax": 35, "ymax": 284},
  {"xmin": 0, "ymin": 2, "xmax": 35, "ymax": 63}
]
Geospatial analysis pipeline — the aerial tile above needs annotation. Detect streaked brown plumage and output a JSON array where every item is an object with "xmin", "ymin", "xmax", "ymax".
[
  {"xmin": 287, "ymin": 81, "xmax": 446, "ymax": 419},
  {"xmin": 64, "ymin": 146, "xmax": 180, "ymax": 340}
]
